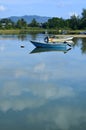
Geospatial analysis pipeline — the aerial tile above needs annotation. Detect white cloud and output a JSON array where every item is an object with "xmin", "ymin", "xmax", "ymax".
[{"xmin": 0, "ymin": 5, "xmax": 6, "ymax": 11}]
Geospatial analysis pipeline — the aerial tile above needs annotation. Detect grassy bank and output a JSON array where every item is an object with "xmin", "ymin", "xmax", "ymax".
[
  {"xmin": 0, "ymin": 29, "xmax": 20, "ymax": 34},
  {"xmin": 0, "ymin": 28, "xmax": 86, "ymax": 36},
  {"xmin": 0, "ymin": 28, "xmax": 44, "ymax": 35},
  {"xmin": 0, "ymin": 28, "xmax": 58, "ymax": 35}
]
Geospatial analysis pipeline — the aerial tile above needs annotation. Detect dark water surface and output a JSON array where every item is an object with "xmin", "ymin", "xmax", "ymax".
[{"xmin": 0, "ymin": 34, "xmax": 86, "ymax": 130}]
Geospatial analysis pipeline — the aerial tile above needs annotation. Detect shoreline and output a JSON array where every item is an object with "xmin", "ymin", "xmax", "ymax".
[
  {"xmin": 56, "ymin": 34, "xmax": 86, "ymax": 38},
  {"xmin": 0, "ymin": 29, "xmax": 86, "ymax": 38}
]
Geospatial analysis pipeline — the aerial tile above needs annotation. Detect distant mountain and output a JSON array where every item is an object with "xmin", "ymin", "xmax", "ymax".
[{"xmin": 8, "ymin": 15, "xmax": 51, "ymax": 23}]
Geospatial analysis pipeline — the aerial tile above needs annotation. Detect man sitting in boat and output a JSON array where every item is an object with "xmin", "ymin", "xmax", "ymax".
[
  {"xmin": 44, "ymin": 36, "xmax": 55, "ymax": 43},
  {"xmin": 44, "ymin": 36, "xmax": 49, "ymax": 43}
]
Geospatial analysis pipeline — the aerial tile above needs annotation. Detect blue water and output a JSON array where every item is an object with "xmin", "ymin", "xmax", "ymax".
[{"xmin": 0, "ymin": 34, "xmax": 86, "ymax": 130}]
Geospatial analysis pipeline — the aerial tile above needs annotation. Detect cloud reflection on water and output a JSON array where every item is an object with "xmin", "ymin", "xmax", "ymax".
[
  {"xmin": 0, "ymin": 36, "xmax": 86, "ymax": 130},
  {"xmin": 0, "ymin": 59, "xmax": 86, "ymax": 112}
]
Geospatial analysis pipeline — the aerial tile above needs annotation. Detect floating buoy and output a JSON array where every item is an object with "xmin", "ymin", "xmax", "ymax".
[{"xmin": 20, "ymin": 45, "xmax": 24, "ymax": 48}]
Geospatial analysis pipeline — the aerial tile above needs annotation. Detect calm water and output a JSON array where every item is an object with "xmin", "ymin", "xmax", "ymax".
[{"xmin": 0, "ymin": 34, "xmax": 86, "ymax": 130}]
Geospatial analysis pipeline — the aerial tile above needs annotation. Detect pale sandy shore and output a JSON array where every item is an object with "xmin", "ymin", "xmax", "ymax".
[{"xmin": 57, "ymin": 34, "xmax": 86, "ymax": 38}]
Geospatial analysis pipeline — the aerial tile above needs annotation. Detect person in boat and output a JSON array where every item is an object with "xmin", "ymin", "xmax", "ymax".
[
  {"xmin": 44, "ymin": 36, "xmax": 49, "ymax": 43},
  {"xmin": 44, "ymin": 36, "xmax": 55, "ymax": 43}
]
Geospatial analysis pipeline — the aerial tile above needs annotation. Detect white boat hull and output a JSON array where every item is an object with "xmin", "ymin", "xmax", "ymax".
[{"xmin": 49, "ymin": 36, "xmax": 73, "ymax": 43}]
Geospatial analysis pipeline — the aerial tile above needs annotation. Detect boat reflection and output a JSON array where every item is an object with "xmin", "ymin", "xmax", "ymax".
[{"xmin": 30, "ymin": 47, "xmax": 72, "ymax": 54}]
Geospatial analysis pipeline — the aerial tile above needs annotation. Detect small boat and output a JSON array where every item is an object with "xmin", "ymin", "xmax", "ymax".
[
  {"xmin": 48, "ymin": 36, "xmax": 73, "ymax": 43},
  {"xmin": 30, "ymin": 40, "xmax": 72, "ymax": 48}
]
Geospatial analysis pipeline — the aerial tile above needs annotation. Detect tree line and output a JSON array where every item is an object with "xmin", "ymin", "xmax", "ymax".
[{"xmin": 0, "ymin": 8, "xmax": 86, "ymax": 30}]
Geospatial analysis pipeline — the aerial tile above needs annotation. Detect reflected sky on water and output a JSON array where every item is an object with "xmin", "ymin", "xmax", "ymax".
[{"xmin": 0, "ymin": 34, "xmax": 86, "ymax": 130}]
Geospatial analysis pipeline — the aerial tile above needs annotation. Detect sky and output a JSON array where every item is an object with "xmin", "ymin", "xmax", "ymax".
[{"xmin": 0, "ymin": 0, "xmax": 86, "ymax": 19}]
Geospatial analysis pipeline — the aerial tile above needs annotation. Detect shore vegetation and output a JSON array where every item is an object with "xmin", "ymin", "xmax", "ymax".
[{"xmin": 0, "ymin": 9, "xmax": 86, "ymax": 35}]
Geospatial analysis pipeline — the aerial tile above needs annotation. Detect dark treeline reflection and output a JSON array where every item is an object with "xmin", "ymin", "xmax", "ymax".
[
  {"xmin": 81, "ymin": 38, "xmax": 86, "ymax": 54},
  {"xmin": 73, "ymin": 38, "xmax": 86, "ymax": 54},
  {"xmin": 17, "ymin": 34, "xmax": 27, "ymax": 41},
  {"xmin": 17, "ymin": 34, "xmax": 40, "ymax": 41}
]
